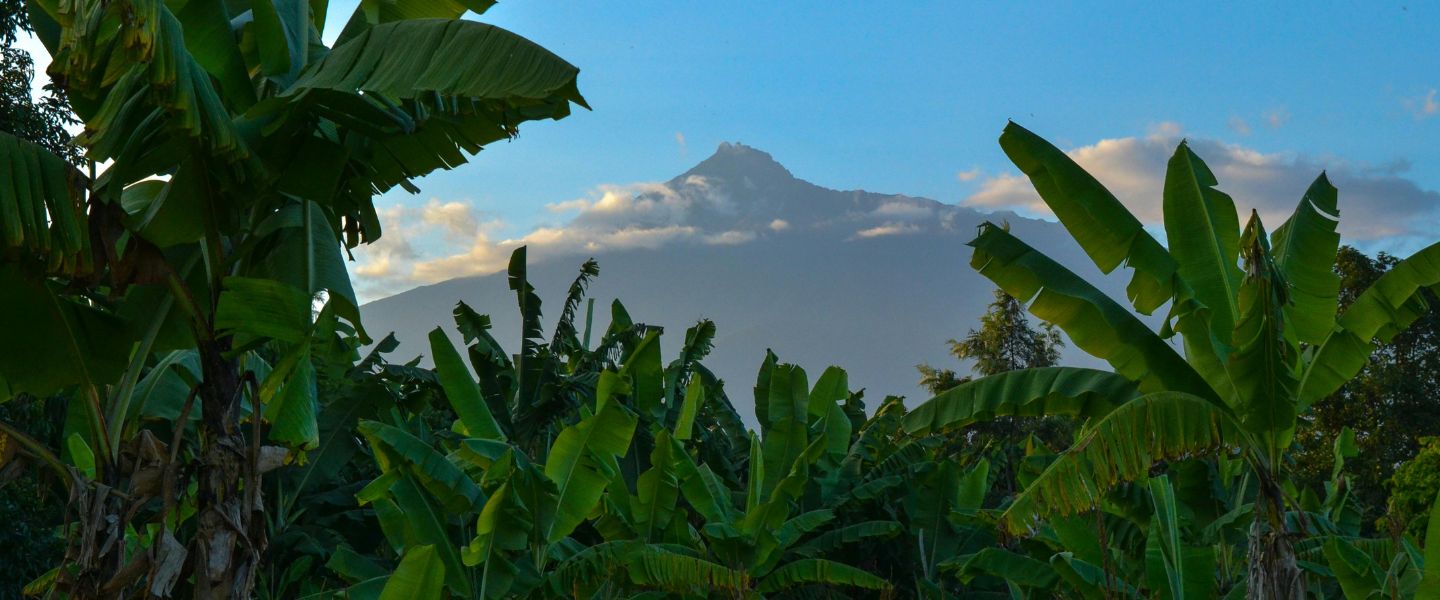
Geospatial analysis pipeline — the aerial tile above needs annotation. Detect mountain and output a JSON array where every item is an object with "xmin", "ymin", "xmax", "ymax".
[{"xmin": 361, "ymin": 143, "xmax": 1130, "ymax": 425}]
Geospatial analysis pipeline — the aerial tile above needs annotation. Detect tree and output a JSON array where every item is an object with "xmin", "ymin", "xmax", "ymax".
[
  {"xmin": 919, "ymin": 289, "xmax": 1063, "ymax": 396},
  {"xmin": 904, "ymin": 122, "xmax": 1440, "ymax": 599},
  {"xmin": 951, "ymin": 288, "xmax": 1063, "ymax": 378},
  {"xmin": 0, "ymin": 0, "xmax": 78, "ymax": 595},
  {"xmin": 1293, "ymin": 246, "xmax": 1440, "ymax": 527},
  {"xmin": 0, "ymin": 1, "xmax": 587, "ymax": 597},
  {"xmin": 918, "ymin": 288, "xmax": 1068, "ymax": 496}
]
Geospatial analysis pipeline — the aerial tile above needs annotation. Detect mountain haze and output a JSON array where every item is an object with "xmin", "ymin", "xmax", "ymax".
[{"xmin": 361, "ymin": 143, "xmax": 1129, "ymax": 424}]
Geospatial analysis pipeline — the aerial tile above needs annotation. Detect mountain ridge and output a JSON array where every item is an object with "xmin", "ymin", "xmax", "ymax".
[{"xmin": 361, "ymin": 143, "xmax": 1122, "ymax": 424}]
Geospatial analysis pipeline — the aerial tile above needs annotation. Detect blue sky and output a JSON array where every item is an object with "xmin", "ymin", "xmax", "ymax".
[{"xmin": 170, "ymin": 3, "xmax": 1440, "ymax": 296}]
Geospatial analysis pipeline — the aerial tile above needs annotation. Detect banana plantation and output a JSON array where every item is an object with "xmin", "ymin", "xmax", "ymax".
[{"xmin": 1, "ymin": 0, "xmax": 1440, "ymax": 598}]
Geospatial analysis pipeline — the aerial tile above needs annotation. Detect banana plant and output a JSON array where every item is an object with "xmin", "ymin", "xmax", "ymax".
[
  {"xmin": 0, "ymin": 0, "xmax": 586, "ymax": 595},
  {"xmin": 905, "ymin": 122, "xmax": 1440, "ymax": 599},
  {"xmin": 328, "ymin": 256, "xmax": 897, "ymax": 597}
]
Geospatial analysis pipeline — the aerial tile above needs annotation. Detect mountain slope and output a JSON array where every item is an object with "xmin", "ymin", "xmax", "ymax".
[{"xmin": 361, "ymin": 143, "xmax": 1132, "ymax": 424}]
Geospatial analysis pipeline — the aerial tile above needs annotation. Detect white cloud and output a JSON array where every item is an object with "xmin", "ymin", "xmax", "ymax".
[
  {"xmin": 545, "ymin": 198, "xmax": 591, "ymax": 213},
  {"xmin": 768, "ymin": 218, "xmax": 790, "ymax": 231},
  {"xmin": 872, "ymin": 200, "xmax": 934, "ymax": 220},
  {"xmin": 965, "ymin": 127, "xmax": 1440, "ymax": 251},
  {"xmin": 853, "ymin": 222, "xmax": 920, "ymax": 239},
  {"xmin": 705, "ymin": 230, "xmax": 757, "ymax": 245},
  {"xmin": 675, "ymin": 131, "xmax": 687, "ymax": 155},
  {"xmin": 352, "ymin": 178, "xmax": 766, "ymax": 299},
  {"xmin": 420, "ymin": 199, "xmax": 480, "ymax": 242},
  {"xmin": 956, "ymin": 167, "xmax": 982, "ymax": 182}
]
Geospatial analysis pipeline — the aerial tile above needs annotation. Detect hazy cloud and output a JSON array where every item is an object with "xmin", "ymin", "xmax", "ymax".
[
  {"xmin": 1227, "ymin": 116, "xmax": 1252, "ymax": 136},
  {"xmin": 1148, "ymin": 121, "xmax": 1184, "ymax": 138},
  {"xmin": 1263, "ymin": 107, "xmax": 1291, "ymax": 129},
  {"xmin": 965, "ymin": 128, "xmax": 1440, "ymax": 251},
  {"xmin": 956, "ymin": 167, "xmax": 983, "ymax": 182},
  {"xmin": 768, "ymin": 219, "xmax": 791, "ymax": 231},
  {"xmin": 675, "ymin": 131, "xmax": 687, "ymax": 155},
  {"xmin": 1406, "ymin": 89, "xmax": 1440, "ymax": 120}
]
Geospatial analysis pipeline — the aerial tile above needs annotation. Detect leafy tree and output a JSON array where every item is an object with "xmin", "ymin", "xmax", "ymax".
[
  {"xmin": 0, "ymin": 2, "xmax": 587, "ymax": 597},
  {"xmin": 919, "ymin": 288, "xmax": 1069, "ymax": 499},
  {"xmin": 0, "ymin": 0, "xmax": 76, "ymax": 164},
  {"xmin": 905, "ymin": 122, "xmax": 1440, "ymax": 598},
  {"xmin": 1383, "ymin": 437, "xmax": 1440, "ymax": 540},
  {"xmin": 1294, "ymin": 246, "xmax": 1440, "ymax": 527},
  {"xmin": 0, "ymin": 1, "xmax": 77, "ymax": 595},
  {"xmin": 918, "ymin": 289, "xmax": 1063, "ymax": 396},
  {"xmin": 952, "ymin": 288, "xmax": 1064, "ymax": 379}
]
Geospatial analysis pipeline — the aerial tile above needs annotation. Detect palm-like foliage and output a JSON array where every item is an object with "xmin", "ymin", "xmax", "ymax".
[
  {"xmin": 322, "ymin": 250, "xmax": 897, "ymax": 599},
  {"xmin": 906, "ymin": 122, "xmax": 1440, "ymax": 598},
  {"xmin": 0, "ymin": 1, "xmax": 585, "ymax": 596}
]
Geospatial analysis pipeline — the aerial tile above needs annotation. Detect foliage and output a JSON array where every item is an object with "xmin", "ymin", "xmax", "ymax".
[
  {"xmin": 1294, "ymin": 246, "xmax": 1440, "ymax": 530},
  {"xmin": 0, "ymin": 1, "xmax": 76, "ymax": 595},
  {"xmin": 0, "ymin": 0, "xmax": 587, "ymax": 596},
  {"xmin": 1384, "ymin": 438, "xmax": 1440, "ymax": 540},
  {"xmin": 907, "ymin": 121, "xmax": 1440, "ymax": 598}
]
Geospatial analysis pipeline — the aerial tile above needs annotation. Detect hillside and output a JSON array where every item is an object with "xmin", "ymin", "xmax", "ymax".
[{"xmin": 361, "ymin": 143, "xmax": 1131, "ymax": 423}]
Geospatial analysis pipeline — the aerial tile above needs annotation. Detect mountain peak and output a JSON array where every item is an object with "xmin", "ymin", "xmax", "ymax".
[{"xmin": 679, "ymin": 141, "xmax": 796, "ymax": 186}]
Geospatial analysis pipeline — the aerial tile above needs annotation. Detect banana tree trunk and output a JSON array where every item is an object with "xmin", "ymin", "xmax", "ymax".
[
  {"xmin": 1246, "ymin": 480, "xmax": 1304, "ymax": 600},
  {"xmin": 194, "ymin": 338, "xmax": 262, "ymax": 599}
]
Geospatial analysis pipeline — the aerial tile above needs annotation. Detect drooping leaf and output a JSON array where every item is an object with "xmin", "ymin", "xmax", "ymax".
[
  {"xmin": 1323, "ymin": 537, "xmax": 1385, "ymax": 600},
  {"xmin": 0, "ymin": 130, "xmax": 90, "ymax": 274},
  {"xmin": 358, "ymin": 420, "xmax": 484, "ymax": 513},
  {"xmin": 1001, "ymin": 392, "xmax": 1239, "ymax": 533},
  {"xmin": 904, "ymin": 367, "xmax": 1139, "ymax": 435},
  {"xmin": 289, "ymin": 19, "xmax": 588, "ymax": 194},
  {"xmin": 0, "ymin": 264, "xmax": 131, "ymax": 398},
  {"xmin": 969, "ymin": 224, "xmax": 1217, "ymax": 401},
  {"xmin": 1300, "ymin": 240, "xmax": 1440, "ymax": 405},
  {"xmin": 791, "ymin": 521, "xmax": 902, "ymax": 558},
  {"xmin": 251, "ymin": 201, "xmax": 367, "ymax": 340},
  {"xmin": 551, "ymin": 258, "xmax": 599, "ymax": 352},
  {"xmin": 756, "ymin": 558, "xmax": 891, "ymax": 594},
  {"xmin": 215, "ymin": 277, "xmax": 312, "ymax": 344},
  {"xmin": 951, "ymin": 548, "xmax": 1058, "ymax": 589},
  {"xmin": 624, "ymin": 548, "xmax": 749, "ymax": 594},
  {"xmin": 264, "ymin": 346, "xmax": 319, "ymax": 449}
]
